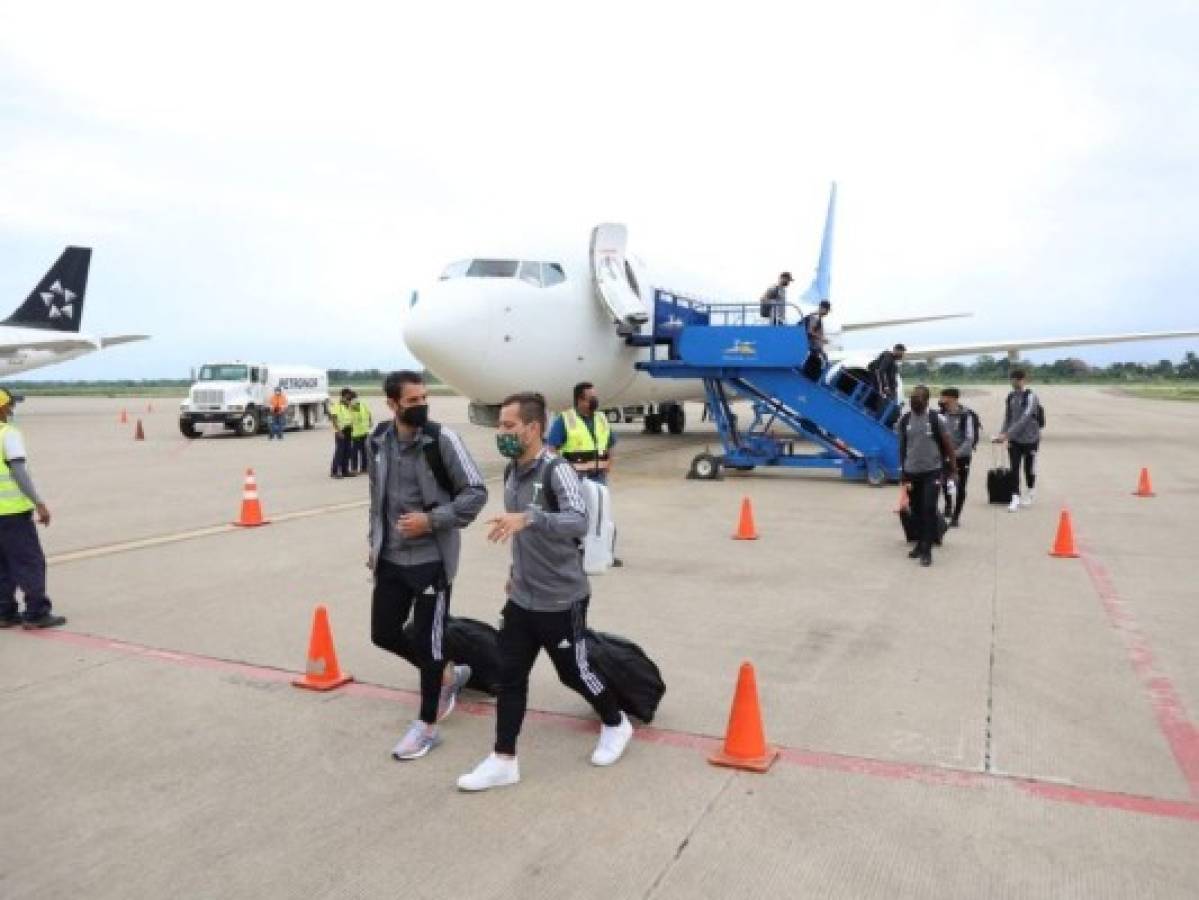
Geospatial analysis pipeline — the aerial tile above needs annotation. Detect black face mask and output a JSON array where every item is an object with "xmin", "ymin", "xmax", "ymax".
[
  {"xmin": 399, "ymin": 404, "xmax": 429, "ymax": 428},
  {"xmin": 587, "ymin": 397, "xmax": 599, "ymax": 414}
]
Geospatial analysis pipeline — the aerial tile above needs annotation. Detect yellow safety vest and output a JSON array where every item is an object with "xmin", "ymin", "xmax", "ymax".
[
  {"xmin": 559, "ymin": 409, "xmax": 612, "ymax": 474},
  {"xmin": 351, "ymin": 403, "xmax": 373, "ymax": 439},
  {"xmin": 0, "ymin": 423, "xmax": 36, "ymax": 516},
  {"xmin": 330, "ymin": 401, "xmax": 354, "ymax": 430}
]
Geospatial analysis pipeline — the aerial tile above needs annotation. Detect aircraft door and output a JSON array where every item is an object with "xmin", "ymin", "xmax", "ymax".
[{"xmin": 590, "ymin": 224, "xmax": 649, "ymax": 331}]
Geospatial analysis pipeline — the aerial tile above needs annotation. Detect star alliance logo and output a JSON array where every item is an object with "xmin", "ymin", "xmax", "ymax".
[{"xmin": 40, "ymin": 280, "xmax": 76, "ymax": 320}]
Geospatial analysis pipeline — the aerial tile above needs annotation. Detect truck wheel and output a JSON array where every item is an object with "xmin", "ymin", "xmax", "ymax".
[
  {"xmin": 301, "ymin": 405, "xmax": 313, "ymax": 429},
  {"xmin": 665, "ymin": 404, "xmax": 685, "ymax": 435},
  {"xmin": 179, "ymin": 419, "xmax": 200, "ymax": 439},
  {"xmin": 236, "ymin": 410, "xmax": 259, "ymax": 437}
]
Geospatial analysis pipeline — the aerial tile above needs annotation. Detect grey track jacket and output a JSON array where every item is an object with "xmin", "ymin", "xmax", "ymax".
[
  {"xmin": 367, "ymin": 422, "xmax": 487, "ymax": 580},
  {"xmin": 505, "ymin": 449, "xmax": 589, "ymax": 611},
  {"xmin": 1002, "ymin": 389, "xmax": 1041, "ymax": 444}
]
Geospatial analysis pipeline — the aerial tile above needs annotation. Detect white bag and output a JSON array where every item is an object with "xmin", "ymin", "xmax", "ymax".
[{"xmin": 580, "ymin": 478, "xmax": 616, "ymax": 575}]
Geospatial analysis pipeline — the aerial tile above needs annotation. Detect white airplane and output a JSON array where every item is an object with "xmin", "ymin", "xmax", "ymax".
[
  {"xmin": 403, "ymin": 186, "xmax": 1199, "ymax": 433},
  {"xmin": 0, "ymin": 247, "xmax": 148, "ymax": 377}
]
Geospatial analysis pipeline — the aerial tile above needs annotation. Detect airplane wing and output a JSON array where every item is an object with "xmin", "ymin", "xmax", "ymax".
[
  {"xmin": 902, "ymin": 330, "xmax": 1199, "ymax": 362},
  {"xmin": 0, "ymin": 338, "xmax": 98, "ymax": 354},
  {"xmin": 841, "ymin": 313, "xmax": 972, "ymax": 333},
  {"xmin": 100, "ymin": 334, "xmax": 150, "ymax": 348}
]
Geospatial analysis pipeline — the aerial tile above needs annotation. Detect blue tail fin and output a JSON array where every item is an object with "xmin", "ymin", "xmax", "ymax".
[{"xmin": 800, "ymin": 182, "xmax": 836, "ymax": 304}]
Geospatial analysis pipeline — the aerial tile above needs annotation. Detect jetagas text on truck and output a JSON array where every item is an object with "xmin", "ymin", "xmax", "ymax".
[{"xmin": 179, "ymin": 362, "xmax": 329, "ymax": 438}]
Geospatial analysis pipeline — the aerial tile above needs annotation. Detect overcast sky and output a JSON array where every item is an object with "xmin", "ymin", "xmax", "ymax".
[{"xmin": 2, "ymin": 1, "xmax": 1197, "ymax": 380}]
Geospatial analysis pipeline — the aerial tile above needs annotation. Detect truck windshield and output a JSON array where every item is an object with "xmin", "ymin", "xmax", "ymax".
[{"xmin": 199, "ymin": 365, "xmax": 249, "ymax": 382}]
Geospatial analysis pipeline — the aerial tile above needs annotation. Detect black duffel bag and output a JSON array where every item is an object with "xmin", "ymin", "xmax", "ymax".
[
  {"xmin": 584, "ymin": 630, "xmax": 666, "ymax": 724},
  {"xmin": 401, "ymin": 615, "xmax": 503, "ymax": 695},
  {"xmin": 898, "ymin": 508, "xmax": 947, "ymax": 545}
]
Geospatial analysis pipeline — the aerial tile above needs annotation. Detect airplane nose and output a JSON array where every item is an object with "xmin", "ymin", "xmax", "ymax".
[{"xmin": 402, "ymin": 282, "xmax": 494, "ymax": 393}]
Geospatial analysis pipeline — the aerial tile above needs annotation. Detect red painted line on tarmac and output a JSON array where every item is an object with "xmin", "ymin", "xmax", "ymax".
[
  {"xmin": 1079, "ymin": 549, "xmax": 1199, "ymax": 801},
  {"xmin": 15, "ymin": 627, "xmax": 1199, "ymax": 824}
]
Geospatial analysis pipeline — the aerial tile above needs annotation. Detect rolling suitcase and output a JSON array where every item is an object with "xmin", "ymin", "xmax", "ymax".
[{"xmin": 987, "ymin": 446, "xmax": 1018, "ymax": 504}]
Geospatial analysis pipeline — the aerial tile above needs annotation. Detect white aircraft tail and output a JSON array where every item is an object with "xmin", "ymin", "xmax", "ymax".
[{"xmin": 800, "ymin": 182, "xmax": 836, "ymax": 304}]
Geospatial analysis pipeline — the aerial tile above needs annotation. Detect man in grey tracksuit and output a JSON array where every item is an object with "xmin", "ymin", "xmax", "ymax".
[
  {"xmin": 997, "ymin": 368, "xmax": 1041, "ymax": 513},
  {"xmin": 938, "ymin": 387, "xmax": 978, "ymax": 527},
  {"xmin": 897, "ymin": 385, "xmax": 959, "ymax": 567},
  {"xmin": 368, "ymin": 371, "xmax": 488, "ymax": 760},
  {"xmin": 458, "ymin": 391, "xmax": 632, "ymax": 792}
]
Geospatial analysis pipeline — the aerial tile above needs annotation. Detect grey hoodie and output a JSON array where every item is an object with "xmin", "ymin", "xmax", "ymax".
[
  {"xmin": 1002, "ymin": 389, "xmax": 1041, "ymax": 444},
  {"xmin": 505, "ymin": 449, "xmax": 590, "ymax": 611},
  {"xmin": 367, "ymin": 422, "xmax": 487, "ymax": 580}
]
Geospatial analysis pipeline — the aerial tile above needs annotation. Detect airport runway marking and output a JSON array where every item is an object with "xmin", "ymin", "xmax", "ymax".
[
  {"xmin": 14, "ymin": 626, "xmax": 1199, "ymax": 825},
  {"xmin": 1079, "ymin": 547, "xmax": 1199, "ymax": 801},
  {"xmin": 45, "ymin": 440, "xmax": 697, "ymax": 566},
  {"xmin": 45, "ymin": 500, "xmax": 371, "ymax": 565}
]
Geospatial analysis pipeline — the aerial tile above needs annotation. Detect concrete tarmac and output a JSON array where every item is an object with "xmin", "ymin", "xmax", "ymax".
[{"xmin": 2, "ymin": 387, "xmax": 1197, "ymax": 899}]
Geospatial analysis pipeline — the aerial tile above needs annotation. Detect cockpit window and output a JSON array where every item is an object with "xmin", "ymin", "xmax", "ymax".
[
  {"xmin": 466, "ymin": 259, "xmax": 519, "ymax": 278},
  {"xmin": 439, "ymin": 259, "xmax": 566, "ymax": 286},
  {"xmin": 518, "ymin": 261, "xmax": 543, "ymax": 286},
  {"xmin": 439, "ymin": 260, "xmax": 469, "ymax": 280}
]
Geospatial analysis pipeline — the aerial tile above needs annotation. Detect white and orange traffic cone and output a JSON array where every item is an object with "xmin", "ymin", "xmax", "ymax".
[{"xmin": 233, "ymin": 468, "xmax": 270, "ymax": 527}]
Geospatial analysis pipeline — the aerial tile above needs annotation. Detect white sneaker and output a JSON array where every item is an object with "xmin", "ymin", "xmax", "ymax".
[
  {"xmin": 457, "ymin": 753, "xmax": 520, "ymax": 792},
  {"xmin": 1022, "ymin": 489, "xmax": 1035, "ymax": 507},
  {"xmin": 590, "ymin": 712, "xmax": 633, "ymax": 766},
  {"xmin": 1007, "ymin": 495, "xmax": 1021, "ymax": 513}
]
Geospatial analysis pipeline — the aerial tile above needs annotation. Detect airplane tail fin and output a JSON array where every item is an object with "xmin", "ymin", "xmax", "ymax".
[
  {"xmin": 799, "ymin": 182, "xmax": 836, "ymax": 304},
  {"xmin": 3, "ymin": 246, "xmax": 92, "ymax": 332}
]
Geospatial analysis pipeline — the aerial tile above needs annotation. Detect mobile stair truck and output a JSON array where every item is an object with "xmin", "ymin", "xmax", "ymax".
[
  {"xmin": 179, "ymin": 362, "xmax": 329, "ymax": 438},
  {"xmin": 633, "ymin": 290, "xmax": 902, "ymax": 484}
]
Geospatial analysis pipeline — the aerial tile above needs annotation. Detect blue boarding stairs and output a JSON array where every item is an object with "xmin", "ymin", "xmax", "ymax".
[{"xmin": 633, "ymin": 289, "xmax": 903, "ymax": 484}]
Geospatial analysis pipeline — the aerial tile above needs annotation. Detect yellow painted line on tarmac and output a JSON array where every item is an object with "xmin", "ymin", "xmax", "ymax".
[
  {"xmin": 46, "ymin": 440, "xmax": 693, "ymax": 566},
  {"xmin": 47, "ymin": 499, "xmax": 369, "ymax": 566}
]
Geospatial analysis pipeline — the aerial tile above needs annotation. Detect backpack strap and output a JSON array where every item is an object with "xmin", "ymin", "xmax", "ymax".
[
  {"xmin": 419, "ymin": 421, "xmax": 456, "ymax": 497},
  {"xmin": 541, "ymin": 456, "xmax": 569, "ymax": 513}
]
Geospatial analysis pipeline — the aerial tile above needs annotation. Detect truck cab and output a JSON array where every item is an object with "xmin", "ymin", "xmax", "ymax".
[{"xmin": 179, "ymin": 362, "xmax": 330, "ymax": 438}]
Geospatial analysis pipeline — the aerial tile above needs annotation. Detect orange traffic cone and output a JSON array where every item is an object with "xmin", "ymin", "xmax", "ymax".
[
  {"xmin": 1133, "ymin": 467, "xmax": 1155, "ymax": 497},
  {"xmin": 709, "ymin": 662, "xmax": 779, "ymax": 772},
  {"xmin": 292, "ymin": 605, "xmax": 352, "ymax": 691},
  {"xmin": 232, "ymin": 468, "xmax": 270, "ymax": 527},
  {"xmin": 1049, "ymin": 509, "xmax": 1079, "ymax": 558},
  {"xmin": 134, "ymin": 419, "xmax": 145, "ymax": 441},
  {"xmin": 733, "ymin": 497, "xmax": 759, "ymax": 540},
  {"xmin": 119, "ymin": 409, "xmax": 127, "ymax": 424}
]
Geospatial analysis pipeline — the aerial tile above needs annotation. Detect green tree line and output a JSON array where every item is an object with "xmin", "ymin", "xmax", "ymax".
[{"xmin": 901, "ymin": 351, "xmax": 1199, "ymax": 383}]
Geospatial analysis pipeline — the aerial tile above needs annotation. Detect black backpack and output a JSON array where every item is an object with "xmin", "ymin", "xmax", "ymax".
[
  {"xmin": 370, "ymin": 420, "xmax": 457, "ymax": 496},
  {"xmin": 503, "ymin": 456, "xmax": 570, "ymax": 512}
]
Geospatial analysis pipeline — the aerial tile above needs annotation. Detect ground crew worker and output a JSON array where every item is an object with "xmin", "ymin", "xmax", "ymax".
[
  {"xmin": 546, "ymin": 382, "xmax": 615, "ymax": 484},
  {"xmin": 869, "ymin": 343, "xmax": 906, "ymax": 400},
  {"xmin": 938, "ymin": 387, "xmax": 979, "ymax": 527},
  {"xmin": 996, "ymin": 368, "xmax": 1041, "ymax": 513},
  {"xmin": 897, "ymin": 385, "xmax": 958, "ymax": 567},
  {"xmin": 349, "ymin": 393, "xmax": 373, "ymax": 475},
  {"xmin": 457, "ymin": 391, "xmax": 632, "ymax": 791},
  {"xmin": 0, "ymin": 389, "xmax": 64, "ymax": 630},
  {"xmin": 801, "ymin": 300, "xmax": 832, "ymax": 377},
  {"xmin": 267, "ymin": 387, "xmax": 288, "ymax": 441},
  {"xmin": 368, "ymin": 370, "xmax": 488, "ymax": 760},
  {"xmin": 328, "ymin": 388, "xmax": 354, "ymax": 478},
  {"xmin": 760, "ymin": 271, "xmax": 793, "ymax": 325}
]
